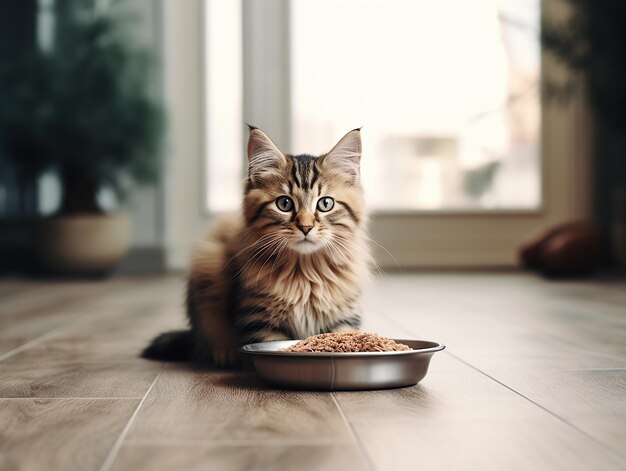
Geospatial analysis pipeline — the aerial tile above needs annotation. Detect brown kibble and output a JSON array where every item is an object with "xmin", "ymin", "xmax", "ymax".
[{"xmin": 282, "ymin": 332, "xmax": 411, "ymax": 353}]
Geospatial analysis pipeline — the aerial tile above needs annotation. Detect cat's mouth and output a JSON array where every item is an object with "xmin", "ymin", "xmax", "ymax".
[{"xmin": 292, "ymin": 237, "xmax": 322, "ymax": 254}]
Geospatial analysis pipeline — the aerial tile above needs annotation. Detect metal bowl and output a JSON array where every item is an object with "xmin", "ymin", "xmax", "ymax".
[{"xmin": 240, "ymin": 339, "xmax": 445, "ymax": 391}]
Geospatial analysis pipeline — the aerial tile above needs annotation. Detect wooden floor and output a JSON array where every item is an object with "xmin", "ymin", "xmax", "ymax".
[{"xmin": 0, "ymin": 273, "xmax": 625, "ymax": 471}]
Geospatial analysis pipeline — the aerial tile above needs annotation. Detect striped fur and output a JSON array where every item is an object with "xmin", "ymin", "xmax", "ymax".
[{"xmin": 146, "ymin": 129, "xmax": 371, "ymax": 367}]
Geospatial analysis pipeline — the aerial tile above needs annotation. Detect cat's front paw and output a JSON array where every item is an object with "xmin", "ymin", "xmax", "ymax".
[{"xmin": 212, "ymin": 342, "xmax": 239, "ymax": 368}]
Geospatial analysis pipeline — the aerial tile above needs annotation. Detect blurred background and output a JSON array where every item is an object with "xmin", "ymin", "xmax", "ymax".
[{"xmin": 0, "ymin": 0, "xmax": 624, "ymax": 277}]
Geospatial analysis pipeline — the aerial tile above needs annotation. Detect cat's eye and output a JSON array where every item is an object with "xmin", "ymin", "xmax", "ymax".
[
  {"xmin": 317, "ymin": 197, "xmax": 335, "ymax": 212},
  {"xmin": 276, "ymin": 196, "xmax": 294, "ymax": 212}
]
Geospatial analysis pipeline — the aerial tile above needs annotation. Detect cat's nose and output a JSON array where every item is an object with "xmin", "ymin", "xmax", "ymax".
[
  {"xmin": 295, "ymin": 212, "xmax": 315, "ymax": 235},
  {"xmin": 297, "ymin": 225, "xmax": 313, "ymax": 235}
]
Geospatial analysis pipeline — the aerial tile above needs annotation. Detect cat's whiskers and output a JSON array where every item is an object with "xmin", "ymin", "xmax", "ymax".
[
  {"xmin": 218, "ymin": 231, "xmax": 277, "ymax": 274},
  {"xmin": 329, "ymin": 237, "xmax": 361, "ymax": 266},
  {"xmin": 241, "ymin": 231, "xmax": 277, "ymax": 249},
  {"xmin": 231, "ymin": 236, "xmax": 284, "ymax": 280},
  {"xmin": 322, "ymin": 238, "xmax": 352, "ymax": 268},
  {"xmin": 233, "ymin": 232, "xmax": 276, "ymax": 258},
  {"xmin": 269, "ymin": 238, "xmax": 289, "ymax": 277},
  {"xmin": 332, "ymin": 234, "xmax": 384, "ymax": 279},
  {"xmin": 233, "ymin": 244, "xmax": 279, "ymax": 282},
  {"xmin": 336, "ymin": 237, "xmax": 384, "ymax": 280},
  {"xmin": 244, "ymin": 236, "xmax": 283, "ymax": 266},
  {"xmin": 363, "ymin": 235, "xmax": 400, "ymax": 269},
  {"xmin": 252, "ymin": 237, "xmax": 288, "ymax": 270},
  {"xmin": 255, "ymin": 236, "xmax": 288, "ymax": 285}
]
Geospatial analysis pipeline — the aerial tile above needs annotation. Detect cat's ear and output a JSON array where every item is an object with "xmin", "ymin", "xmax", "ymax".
[
  {"xmin": 321, "ymin": 128, "xmax": 361, "ymax": 180},
  {"xmin": 247, "ymin": 127, "xmax": 287, "ymax": 181}
]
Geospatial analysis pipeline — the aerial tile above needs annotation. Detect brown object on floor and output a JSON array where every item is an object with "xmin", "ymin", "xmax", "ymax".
[
  {"xmin": 282, "ymin": 332, "xmax": 411, "ymax": 352},
  {"xmin": 518, "ymin": 221, "xmax": 605, "ymax": 276}
]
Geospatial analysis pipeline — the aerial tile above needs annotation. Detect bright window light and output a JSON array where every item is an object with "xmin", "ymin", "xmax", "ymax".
[
  {"xmin": 204, "ymin": 0, "xmax": 243, "ymax": 212},
  {"xmin": 291, "ymin": 0, "xmax": 541, "ymax": 210}
]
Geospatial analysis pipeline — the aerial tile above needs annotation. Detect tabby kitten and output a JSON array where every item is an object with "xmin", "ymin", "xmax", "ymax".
[{"xmin": 143, "ymin": 127, "xmax": 371, "ymax": 367}]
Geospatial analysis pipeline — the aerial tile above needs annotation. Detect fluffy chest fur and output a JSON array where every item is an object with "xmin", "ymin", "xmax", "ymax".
[{"xmin": 234, "ymin": 239, "xmax": 369, "ymax": 340}]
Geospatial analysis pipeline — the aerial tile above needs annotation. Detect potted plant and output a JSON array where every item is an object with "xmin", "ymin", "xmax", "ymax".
[
  {"xmin": 541, "ymin": 0, "xmax": 626, "ymax": 268},
  {"xmin": 0, "ymin": 12, "xmax": 163, "ymax": 275}
]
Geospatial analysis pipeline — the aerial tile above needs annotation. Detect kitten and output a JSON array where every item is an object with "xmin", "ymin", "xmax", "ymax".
[{"xmin": 143, "ymin": 127, "xmax": 371, "ymax": 367}]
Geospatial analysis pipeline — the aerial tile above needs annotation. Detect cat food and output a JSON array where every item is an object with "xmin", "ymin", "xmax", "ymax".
[{"xmin": 282, "ymin": 332, "xmax": 411, "ymax": 353}]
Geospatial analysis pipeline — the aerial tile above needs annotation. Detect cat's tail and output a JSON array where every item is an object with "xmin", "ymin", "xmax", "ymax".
[{"xmin": 141, "ymin": 330, "xmax": 194, "ymax": 362}]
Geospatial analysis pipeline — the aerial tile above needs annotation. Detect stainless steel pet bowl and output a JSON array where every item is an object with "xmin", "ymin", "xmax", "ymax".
[{"xmin": 240, "ymin": 339, "xmax": 445, "ymax": 391}]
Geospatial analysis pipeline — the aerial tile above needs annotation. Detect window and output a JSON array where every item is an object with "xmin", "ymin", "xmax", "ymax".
[{"xmin": 291, "ymin": 0, "xmax": 540, "ymax": 211}]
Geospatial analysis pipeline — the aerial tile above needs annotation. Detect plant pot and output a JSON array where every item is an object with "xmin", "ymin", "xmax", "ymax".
[{"xmin": 37, "ymin": 213, "xmax": 131, "ymax": 276}]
